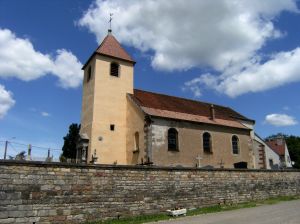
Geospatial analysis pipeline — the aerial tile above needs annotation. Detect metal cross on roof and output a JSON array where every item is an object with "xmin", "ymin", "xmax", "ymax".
[{"xmin": 109, "ymin": 13, "xmax": 113, "ymax": 32}]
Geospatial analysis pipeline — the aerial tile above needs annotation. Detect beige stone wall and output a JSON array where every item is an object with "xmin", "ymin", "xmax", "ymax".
[
  {"xmin": 126, "ymin": 97, "xmax": 146, "ymax": 165},
  {"xmin": 151, "ymin": 118, "xmax": 253, "ymax": 168},
  {"xmin": 80, "ymin": 54, "xmax": 134, "ymax": 164},
  {"xmin": 1, "ymin": 161, "xmax": 300, "ymax": 223},
  {"xmin": 80, "ymin": 59, "xmax": 96, "ymax": 160}
]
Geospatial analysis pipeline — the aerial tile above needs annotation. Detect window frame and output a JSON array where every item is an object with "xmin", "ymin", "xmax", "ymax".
[
  {"xmin": 110, "ymin": 62, "xmax": 120, "ymax": 77},
  {"xmin": 232, "ymin": 135, "xmax": 239, "ymax": 155},
  {"xmin": 168, "ymin": 128, "xmax": 179, "ymax": 151},
  {"xmin": 203, "ymin": 132, "xmax": 212, "ymax": 154}
]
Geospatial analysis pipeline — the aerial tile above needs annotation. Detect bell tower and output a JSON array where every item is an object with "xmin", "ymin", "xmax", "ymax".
[{"xmin": 80, "ymin": 30, "xmax": 135, "ymax": 164}]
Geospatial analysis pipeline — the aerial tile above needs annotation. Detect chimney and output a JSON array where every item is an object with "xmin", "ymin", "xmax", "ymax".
[{"xmin": 210, "ymin": 104, "xmax": 215, "ymax": 120}]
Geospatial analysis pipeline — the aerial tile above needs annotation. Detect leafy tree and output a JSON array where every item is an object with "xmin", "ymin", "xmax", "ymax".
[
  {"xmin": 15, "ymin": 151, "xmax": 26, "ymax": 161},
  {"xmin": 61, "ymin": 123, "xmax": 80, "ymax": 159},
  {"xmin": 265, "ymin": 133, "xmax": 300, "ymax": 168},
  {"xmin": 285, "ymin": 135, "xmax": 300, "ymax": 169}
]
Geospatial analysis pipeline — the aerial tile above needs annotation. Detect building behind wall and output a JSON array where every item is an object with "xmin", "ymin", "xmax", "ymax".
[
  {"xmin": 266, "ymin": 136, "xmax": 293, "ymax": 168},
  {"xmin": 78, "ymin": 30, "xmax": 256, "ymax": 168},
  {"xmin": 253, "ymin": 133, "xmax": 281, "ymax": 169}
]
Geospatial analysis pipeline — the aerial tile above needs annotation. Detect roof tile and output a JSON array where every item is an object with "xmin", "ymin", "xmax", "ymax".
[
  {"xmin": 129, "ymin": 89, "xmax": 254, "ymax": 129},
  {"xmin": 96, "ymin": 34, "xmax": 135, "ymax": 63}
]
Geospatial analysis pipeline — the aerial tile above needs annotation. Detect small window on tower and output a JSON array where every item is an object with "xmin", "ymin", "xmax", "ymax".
[
  {"xmin": 110, "ymin": 62, "xmax": 119, "ymax": 77},
  {"xmin": 110, "ymin": 124, "xmax": 115, "ymax": 131},
  {"xmin": 87, "ymin": 66, "xmax": 92, "ymax": 82}
]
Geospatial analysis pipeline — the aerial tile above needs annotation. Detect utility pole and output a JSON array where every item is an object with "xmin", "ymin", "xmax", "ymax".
[
  {"xmin": 27, "ymin": 144, "xmax": 32, "ymax": 161},
  {"xmin": 4, "ymin": 141, "xmax": 8, "ymax": 160}
]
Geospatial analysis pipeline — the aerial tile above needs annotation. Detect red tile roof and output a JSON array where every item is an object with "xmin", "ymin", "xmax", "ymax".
[
  {"xmin": 266, "ymin": 139, "xmax": 286, "ymax": 156},
  {"xmin": 129, "ymin": 89, "xmax": 254, "ymax": 129},
  {"xmin": 95, "ymin": 34, "xmax": 135, "ymax": 63},
  {"xmin": 82, "ymin": 33, "xmax": 135, "ymax": 69}
]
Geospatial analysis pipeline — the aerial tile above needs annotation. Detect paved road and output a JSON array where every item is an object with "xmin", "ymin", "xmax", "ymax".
[{"xmin": 149, "ymin": 200, "xmax": 300, "ymax": 224}]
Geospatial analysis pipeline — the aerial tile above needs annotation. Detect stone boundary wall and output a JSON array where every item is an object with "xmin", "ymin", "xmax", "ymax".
[{"xmin": 0, "ymin": 160, "xmax": 300, "ymax": 224}]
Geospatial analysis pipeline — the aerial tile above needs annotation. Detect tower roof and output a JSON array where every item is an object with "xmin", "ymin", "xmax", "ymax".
[{"xmin": 82, "ymin": 33, "xmax": 135, "ymax": 69}]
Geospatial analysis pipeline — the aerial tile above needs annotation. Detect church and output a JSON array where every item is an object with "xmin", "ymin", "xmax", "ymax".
[{"xmin": 77, "ymin": 30, "xmax": 256, "ymax": 168}]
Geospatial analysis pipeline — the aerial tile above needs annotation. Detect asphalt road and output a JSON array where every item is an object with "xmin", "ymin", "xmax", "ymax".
[{"xmin": 149, "ymin": 200, "xmax": 300, "ymax": 224}]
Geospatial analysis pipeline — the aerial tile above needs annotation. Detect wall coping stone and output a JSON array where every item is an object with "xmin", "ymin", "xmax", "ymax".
[{"xmin": 0, "ymin": 160, "xmax": 299, "ymax": 173}]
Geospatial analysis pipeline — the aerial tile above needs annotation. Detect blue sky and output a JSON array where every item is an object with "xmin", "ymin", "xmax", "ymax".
[{"xmin": 0, "ymin": 0, "xmax": 300, "ymax": 159}]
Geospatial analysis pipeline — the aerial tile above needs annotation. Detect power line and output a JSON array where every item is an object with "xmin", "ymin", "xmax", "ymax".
[{"xmin": 0, "ymin": 140, "xmax": 61, "ymax": 151}]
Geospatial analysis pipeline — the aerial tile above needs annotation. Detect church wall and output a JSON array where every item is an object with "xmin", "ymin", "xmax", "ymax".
[
  {"xmin": 151, "ymin": 118, "xmax": 253, "ymax": 168},
  {"xmin": 80, "ymin": 59, "xmax": 96, "ymax": 162},
  {"xmin": 126, "ymin": 96, "xmax": 146, "ymax": 165},
  {"xmin": 89, "ymin": 55, "xmax": 134, "ymax": 164}
]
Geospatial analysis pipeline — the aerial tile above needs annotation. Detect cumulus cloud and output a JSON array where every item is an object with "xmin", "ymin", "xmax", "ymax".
[
  {"xmin": 0, "ymin": 84, "xmax": 15, "ymax": 119},
  {"xmin": 186, "ymin": 48, "xmax": 300, "ymax": 97},
  {"xmin": 0, "ymin": 28, "xmax": 83, "ymax": 88},
  {"xmin": 265, "ymin": 113, "xmax": 298, "ymax": 126},
  {"xmin": 78, "ymin": 0, "xmax": 299, "ymax": 97}
]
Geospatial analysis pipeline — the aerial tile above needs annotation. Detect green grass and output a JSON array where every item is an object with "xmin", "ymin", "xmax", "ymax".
[{"xmin": 86, "ymin": 195, "xmax": 299, "ymax": 224}]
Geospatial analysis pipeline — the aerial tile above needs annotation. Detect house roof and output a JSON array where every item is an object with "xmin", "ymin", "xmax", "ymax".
[
  {"xmin": 82, "ymin": 32, "xmax": 135, "ymax": 69},
  {"xmin": 129, "ymin": 89, "xmax": 254, "ymax": 130},
  {"xmin": 266, "ymin": 139, "xmax": 286, "ymax": 156}
]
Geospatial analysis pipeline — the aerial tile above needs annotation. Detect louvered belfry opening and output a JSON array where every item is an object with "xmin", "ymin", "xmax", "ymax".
[{"xmin": 110, "ymin": 62, "xmax": 119, "ymax": 77}]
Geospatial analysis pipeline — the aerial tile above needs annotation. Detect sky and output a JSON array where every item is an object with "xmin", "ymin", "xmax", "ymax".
[{"xmin": 0, "ymin": 0, "xmax": 300, "ymax": 159}]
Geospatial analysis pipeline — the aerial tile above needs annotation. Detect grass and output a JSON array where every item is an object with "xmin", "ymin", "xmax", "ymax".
[{"xmin": 86, "ymin": 195, "xmax": 299, "ymax": 224}]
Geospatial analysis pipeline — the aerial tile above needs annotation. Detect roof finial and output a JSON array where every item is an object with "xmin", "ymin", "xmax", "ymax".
[{"xmin": 108, "ymin": 13, "xmax": 113, "ymax": 34}]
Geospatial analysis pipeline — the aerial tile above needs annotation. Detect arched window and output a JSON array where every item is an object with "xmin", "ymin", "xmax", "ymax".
[
  {"xmin": 87, "ymin": 66, "xmax": 92, "ymax": 82},
  {"xmin": 168, "ymin": 128, "xmax": 178, "ymax": 151},
  {"xmin": 232, "ymin": 135, "xmax": 239, "ymax": 154},
  {"xmin": 110, "ymin": 62, "xmax": 119, "ymax": 77},
  {"xmin": 134, "ymin": 132, "xmax": 139, "ymax": 151},
  {"xmin": 203, "ymin": 132, "xmax": 212, "ymax": 153}
]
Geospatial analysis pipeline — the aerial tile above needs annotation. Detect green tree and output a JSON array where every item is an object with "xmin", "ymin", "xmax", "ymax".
[
  {"xmin": 61, "ymin": 123, "xmax": 80, "ymax": 159},
  {"xmin": 285, "ymin": 135, "xmax": 300, "ymax": 169},
  {"xmin": 266, "ymin": 133, "xmax": 300, "ymax": 168}
]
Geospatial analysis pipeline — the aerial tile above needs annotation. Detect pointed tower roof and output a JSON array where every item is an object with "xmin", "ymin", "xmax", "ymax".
[{"xmin": 82, "ymin": 32, "xmax": 135, "ymax": 69}]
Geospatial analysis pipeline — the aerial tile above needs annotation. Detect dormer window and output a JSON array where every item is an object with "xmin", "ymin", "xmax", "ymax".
[
  {"xmin": 87, "ymin": 66, "xmax": 92, "ymax": 82},
  {"xmin": 110, "ymin": 62, "xmax": 119, "ymax": 77}
]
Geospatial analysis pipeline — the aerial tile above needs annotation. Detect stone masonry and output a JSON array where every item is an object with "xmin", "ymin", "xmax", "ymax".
[{"xmin": 0, "ymin": 160, "xmax": 300, "ymax": 224}]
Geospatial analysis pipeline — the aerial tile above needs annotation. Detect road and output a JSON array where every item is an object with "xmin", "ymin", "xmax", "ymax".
[{"xmin": 148, "ymin": 200, "xmax": 300, "ymax": 224}]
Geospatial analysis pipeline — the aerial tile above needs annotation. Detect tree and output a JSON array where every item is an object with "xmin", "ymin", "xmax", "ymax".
[
  {"xmin": 285, "ymin": 135, "xmax": 300, "ymax": 169},
  {"xmin": 61, "ymin": 123, "xmax": 80, "ymax": 159},
  {"xmin": 265, "ymin": 133, "xmax": 300, "ymax": 168}
]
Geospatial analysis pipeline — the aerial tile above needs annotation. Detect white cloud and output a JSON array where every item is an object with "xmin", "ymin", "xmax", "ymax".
[
  {"xmin": 0, "ymin": 84, "xmax": 15, "ymax": 119},
  {"xmin": 0, "ymin": 28, "xmax": 83, "ymax": 88},
  {"xmin": 41, "ymin": 112, "xmax": 50, "ymax": 117},
  {"xmin": 265, "ymin": 113, "xmax": 298, "ymax": 126},
  {"xmin": 78, "ymin": 0, "xmax": 297, "ymax": 71},
  {"xmin": 78, "ymin": 0, "xmax": 300, "ymax": 97},
  {"xmin": 187, "ymin": 48, "xmax": 300, "ymax": 97}
]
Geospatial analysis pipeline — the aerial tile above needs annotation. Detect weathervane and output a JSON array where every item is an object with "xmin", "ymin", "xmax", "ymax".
[{"xmin": 108, "ymin": 13, "xmax": 113, "ymax": 33}]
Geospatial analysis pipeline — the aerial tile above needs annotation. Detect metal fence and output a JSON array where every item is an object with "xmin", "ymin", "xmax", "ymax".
[{"xmin": 0, "ymin": 140, "xmax": 62, "ymax": 162}]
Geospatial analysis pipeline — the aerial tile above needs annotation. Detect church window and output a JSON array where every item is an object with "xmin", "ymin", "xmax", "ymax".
[
  {"xmin": 87, "ymin": 66, "xmax": 92, "ymax": 82},
  {"xmin": 232, "ymin": 135, "xmax": 239, "ymax": 154},
  {"xmin": 110, "ymin": 62, "xmax": 119, "ymax": 77},
  {"xmin": 168, "ymin": 128, "xmax": 178, "ymax": 151},
  {"xmin": 110, "ymin": 124, "xmax": 115, "ymax": 131},
  {"xmin": 203, "ymin": 132, "xmax": 212, "ymax": 153},
  {"xmin": 134, "ymin": 132, "xmax": 139, "ymax": 152}
]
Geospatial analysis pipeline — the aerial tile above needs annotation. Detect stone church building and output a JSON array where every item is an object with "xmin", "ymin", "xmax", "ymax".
[{"xmin": 77, "ymin": 30, "xmax": 256, "ymax": 168}]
